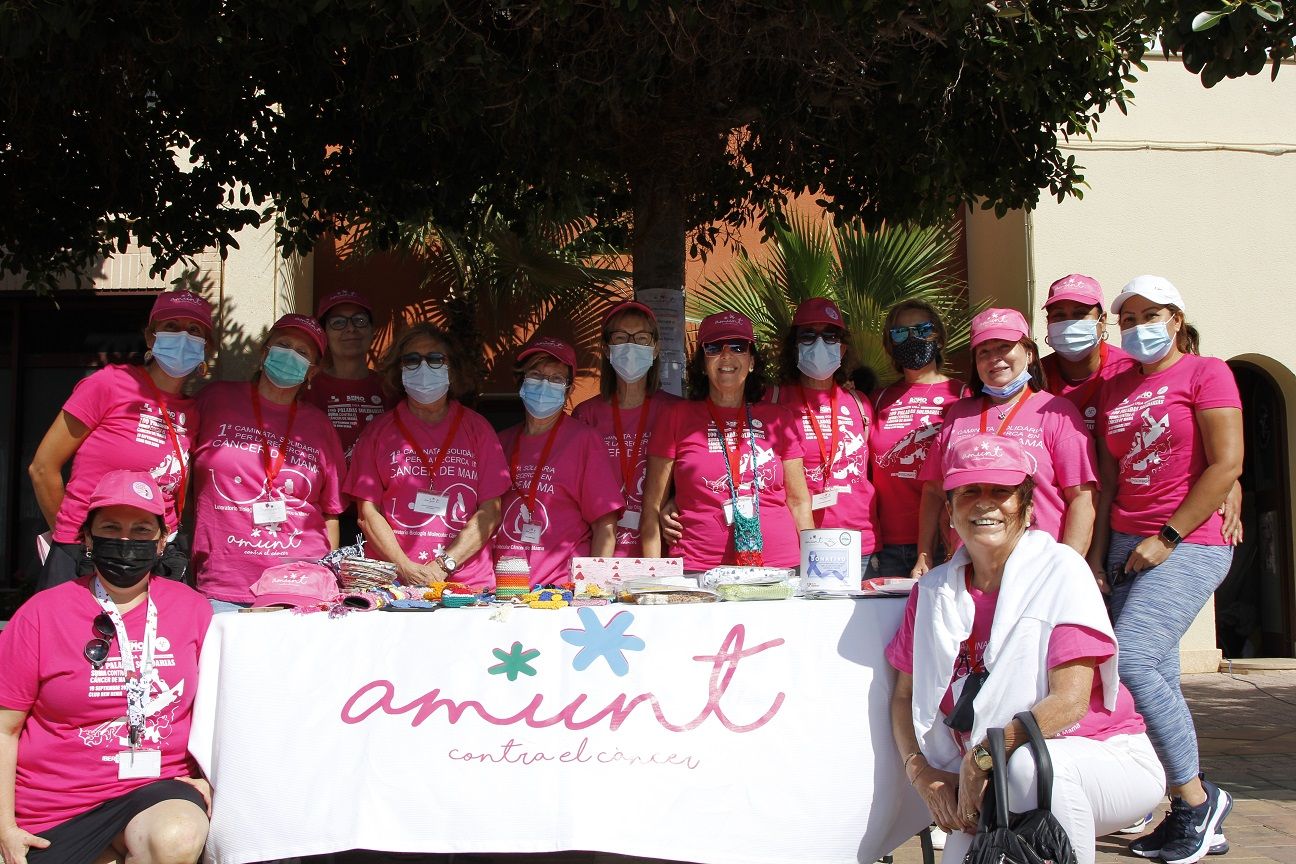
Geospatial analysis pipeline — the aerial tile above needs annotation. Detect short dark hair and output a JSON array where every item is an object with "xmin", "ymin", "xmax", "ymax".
[
  {"xmin": 79, "ymin": 509, "xmax": 166, "ymax": 542},
  {"xmin": 968, "ymin": 337, "xmax": 1046, "ymax": 396},
  {"xmin": 599, "ymin": 308, "xmax": 662, "ymax": 399},
  {"xmin": 883, "ymin": 300, "xmax": 948, "ymax": 375},
  {"xmin": 686, "ymin": 343, "xmax": 766, "ymax": 403},
  {"xmin": 379, "ymin": 322, "xmax": 476, "ymax": 403},
  {"xmin": 777, "ymin": 323, "xmax": 859, "ymax": 386},
  {"xmin": 513, "ymin": 352, "xmax": 574, "ymax": 389}
]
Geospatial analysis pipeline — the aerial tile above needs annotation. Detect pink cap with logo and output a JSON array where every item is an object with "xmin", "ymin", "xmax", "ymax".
[
  {"xmin": 970, "ymin": 307, "xmax": 1029, "ymax": 348},
  {"xmin": 697, "ymin": 310, "xmax": 755, "ymax": 345},
  {"xmin": 271, "ymin": 313, "xmax": 328, "ymax": 358},
  {"xmin": 315, "ymin": 289, "xmax": 373, "ymax": 319},
  {"xmin": 517, "ymin": 335, "xmax": 577, "ymax": 373},
  {"xmin": 150, "ymin": 290, "xmax": 214, "ymax": 336},
  {"xmin": 791, "ymin": 297, "xmax": 845, "ymax": 328},
  {"xmin": 87, "ymin": 470, "xmax": 166, "ymax": 517},
  {"xmin": 1043, "ymin": 274, "xmax": 1105, "ymax": 310},
  {"xmin": 250, "ymin": 561, "xmax": 342, "ymax": 609},
  {"xmin": 603, "ymin": 300, "xmax": 657, "ymax": 330},
  {"xmin": 941, "ymin": 433, "xmax": 1034, "ymax": 491}
]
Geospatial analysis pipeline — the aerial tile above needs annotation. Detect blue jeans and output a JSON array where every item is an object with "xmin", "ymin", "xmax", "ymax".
[
  {"xmin": 210, "ymin": 598, "xmax": 252, "ymax": 614},
  {"xmin": 1106, "ymin": 531, "xmax": 1232, "ymax": 787},
  {"xmin": 870, "ymin": 543, "xmax": 919, "ymax": 578}
]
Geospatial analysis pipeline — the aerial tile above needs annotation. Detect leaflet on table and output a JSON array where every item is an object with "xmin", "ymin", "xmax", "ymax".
[
  {"xmin": 800, "ymin": 528, "xmax": 863, "ymax": 593},
  {"xmin": 569, "ymin": 556, "xmax": 685, "ymax": 597}
]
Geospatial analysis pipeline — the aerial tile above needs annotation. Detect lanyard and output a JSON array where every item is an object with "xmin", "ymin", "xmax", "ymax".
[
  {"xmin": 705, "ymin": 400, "xmax": 749, "ymax": 493},
  {"xmin": 136, "ymin": 368, "xmax": 188, "ymax": 517},
  {"xmin": 799, "ymin": 385, "xmax": 839, "ymax": 489},
  {"xmin": 508, "ymin": 415, "xmax": 564, "ymax": 515},
  {"xmin": 393, "ymin": 403, "xmax": 464, "ymax": 490},
  {"xmin": 249, "ymin": 382, "xmax": 299, "ymax": 494},
  {"xmin": 92, "ymin": 578, "xmax": 157, "ymax": 749},
  {"xmin": 1047, "ymin": 340, "xmax": 1109, "ymax": 413},
  {"xmin": 610, "ymin": 396, "xmax": 653, "ymax": 496},
  {"xmin": 979, "ymin": 388, "xmax": 1033, "ymax": 435}
]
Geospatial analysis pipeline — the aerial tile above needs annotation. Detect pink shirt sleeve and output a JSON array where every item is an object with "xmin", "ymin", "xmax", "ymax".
[
  {"xmin": 474, "ymin": 420, "xmax": 513, "ymax": 502},
  {"xmin": 884, "ymin": 589, "xmax": 920, "ymax": 674},
  {"xmin": 571, "ymin": 397, "xmax": 598, "ymax": 428},
  {"xmin": 342, "ymin": 418, "xmax": 384, "ymax": 504},
  {"xmin": 0, "ymin": 608, "xmax": 39, "ymax": 711},
  {"xmin": 1047, "ymin": 624, "xmax": 1115, "ymax": 668},
  {"xmin": 647, "ymin": 400, "xmax": 681, "ymax": 459},
  {"xmin": 1047, "ymin": 400, "xmax": 1099, "ymax": 490},
  {"xmin": 61, "ymin": 367, "xmax": 116, "ymax": 429},
  {"xmin": 766, "ymin": 403, "xmax": 806, "ymax": 461},
  {"xmin": 918, "ymin": 422, "xmax": 950, "ymax": 484},
  {"xmin": 1193, "ymin": 357, "xmax": 1243, "ymax": 411},
  {"xmin": 317, "ymin": 416, "xmax": 347, "ymax": 515}
]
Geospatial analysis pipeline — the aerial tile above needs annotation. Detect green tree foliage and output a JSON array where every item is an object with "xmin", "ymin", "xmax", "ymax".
[{"xmin": 1154, "ymin": 1, "xmax": 1292, "ymax": 86}]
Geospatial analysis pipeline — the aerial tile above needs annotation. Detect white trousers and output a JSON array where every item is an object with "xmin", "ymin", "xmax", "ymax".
[{"xmin": 941, "ymin": 733, "xmax": 1166, "ymax": 864}]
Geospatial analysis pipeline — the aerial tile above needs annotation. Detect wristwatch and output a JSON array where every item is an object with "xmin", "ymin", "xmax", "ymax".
[
  {"xmin": 971, "ymin": 743, "xmax": 993, "ymax": 772},
  {"xmin": 435, "ymin": 553, "xmax": 458, "ymax": 574},
  {"xmin": 1158, "ymin": 523, "xmax": 1183, "ymax": 546}
]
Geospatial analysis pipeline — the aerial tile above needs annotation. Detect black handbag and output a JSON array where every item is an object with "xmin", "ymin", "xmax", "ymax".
[{"xmin": 963, "ymin": 711, "xmax": 1077, "ymax": 864}]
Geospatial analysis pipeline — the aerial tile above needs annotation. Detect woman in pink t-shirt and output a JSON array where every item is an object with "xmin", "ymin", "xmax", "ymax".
[
  {"xmin": 29, "ymin": 290, "xmax": 215, "ymax": 590},
  {"xmin": 572, "ymin": 301, "xmax": 681, "ymax": 557},
  {"xmin": 1087, "ymin": 276, "xmax": 1243, "ymax": 863},
  {"xmin": 346, "ymin": 323, "xmax": 510, "ymax": 590},
  {"xmin": 641, "ymin": 310, "xmax": 813, "ymax": 570},
  {"xmin": 0, "ymin": 471, "xmax": 213, "ymax": 864},
  {"xmin": 189, "ymin": 315, "xmax": 346, "ymax": 612}
]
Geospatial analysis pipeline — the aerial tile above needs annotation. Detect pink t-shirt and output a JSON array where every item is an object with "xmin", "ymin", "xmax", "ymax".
[
  {"xmin": 345, "ymin": 401, "xmax": 511, "ymax": 588},
  {"xmin": 493, "ymin": 416, "xmax": 626, "ymax": 588},
  {"xmin": 869, "ymin": 380, "xmax": 967, "ymax": 545},
  {"xmin": 190, "ymin": 382, "xmax": 347, "ymax": 603},
  {"xmin": 1098, "ymin": 354, "xmax": 1242, "ymax": 545},
  {"xmin": 304, "ymin": 371, "xmax": 393, "ymax": 461},
  {"xmin": 0, "ymin": 577, "xmax": 212, "ymax": 834},
  {"xmin": 53, "ymin": 365, "xmax": 199, "ymax": 543},
  {"xmin": 766, "ymin": 384, "xmax": 878, "ymax": 550},
  {"xmin": 1042, "ymin": 342, "xmax": 1137, "ymax": 433},
  {"xmin": 920, "ymin": 391, "xmax": 1097, "ymax": 541},
  {"xmin": 572, "ymin": 392, "xmax": 682, "ymax": 557},
  {"xmin": 647, "ymin": 399, "xmax": 806, "ymax": 570},
  {"xmin": 885, "ymin": 582, "xmax": 1144, "ymax": 751}
]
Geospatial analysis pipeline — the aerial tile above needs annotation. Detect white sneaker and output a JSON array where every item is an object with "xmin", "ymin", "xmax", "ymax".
[
  {"xmin": 1120, "ymin": 812, "xmax": 1154, "ymax": 834},
  {"xmin": 929, "ymin": 825, "xmax": 947, "ymax": 851}
]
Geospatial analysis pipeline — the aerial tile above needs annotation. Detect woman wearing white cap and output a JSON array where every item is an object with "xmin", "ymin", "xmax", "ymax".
[{"xmin": 1088, "ymin": 276, "xmax": 1243, "ymax": 864}]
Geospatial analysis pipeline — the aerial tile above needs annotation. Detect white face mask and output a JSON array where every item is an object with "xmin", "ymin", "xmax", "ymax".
[
  {"xmin": 520, "ymin": 379, "xmax": 567, "ymax": 419},
  {"xmin": 608, "ymin": 343, "xmax": 656, "ymax": 383},
  {"xmin": 797, "ymin": 338, "xmax": 842, "ymax": 381},
  {"xmin": 402, "ymin": 364, "xmax": 450, "ymax": 404},
  {"xmin": 1046, "ymin": 319, "xmax": 1101, "ymax": 361},
  {"xmin": 1122, "ymin": 322, "xmax": 1175, "ymax": 364}
]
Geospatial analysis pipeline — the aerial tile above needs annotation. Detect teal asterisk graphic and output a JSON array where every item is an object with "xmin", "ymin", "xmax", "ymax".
[
  {"xmin": 489, "ymin": 641, "xmax": 541, "ymax": 681},
  {"xmin": 561, "ymin": 607, "xmax": 645, "ymax": 676}
]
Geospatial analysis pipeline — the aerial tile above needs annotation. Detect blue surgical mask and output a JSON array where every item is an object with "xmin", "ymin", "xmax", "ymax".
[
  {"xmin": 519, "ymin": 379, "xmax": 568, "ymax": 419},
  {"xmin": 1122, "ymin": 322, "xmax": 1175, "ymax": 364},
  {"xmin": 609, "ymin": 343, "xmax": 656, "ymax": 383},
  {"xmin": 403, "ymin": 364, "xmax": 450, "ymax": 404},
  {"xmin": 981, "ymin": 367, "xmax": 1032, "ymax": 399},
  {"xmin": 151, "ymin": 331, "xmax": 206, "ymax": 378},
  {"xmin": 262, "ymin": 346, "xmax": 311, "ymax": 388},
  {"xmin": 797, "ymin": 338, "xmax": 842, "ymax": 381},
  {"xmin": 1046, "ymin": 319, "xmax": 1100, "ymax": 362}
]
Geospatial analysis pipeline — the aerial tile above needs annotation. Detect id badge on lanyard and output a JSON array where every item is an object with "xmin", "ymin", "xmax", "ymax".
[
  {"xmin": 92, "ymin": 579, "xmax": 162, "ymax": 778},
  {"xmin": 252, "ymin": 491, "xmax": 288, "ymax": 526},
  {"xmin": 413, "ymin": 490, "xmax": 449, "ymax": 516}
]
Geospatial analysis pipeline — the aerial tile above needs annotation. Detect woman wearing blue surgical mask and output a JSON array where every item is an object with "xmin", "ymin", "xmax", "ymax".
[
  {"xmin": 189, "ymin": 314, "xmax": 346, "ymax": 612},
  {"xmin": 493, "ymin": 336, "xmax": 624, "ymax": 588},
  {"xmin": 344, "ymin": 323, "xmax": 510, "ymax": 590},
  {"xmin": 572, "ymin": 302, "xmax": 681, "ymax": 556}
]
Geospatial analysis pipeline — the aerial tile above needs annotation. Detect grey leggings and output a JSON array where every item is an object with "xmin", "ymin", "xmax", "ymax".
[{"xmin": 1106, "ymin": 531, "xmax": 1232, "ymax": 787}]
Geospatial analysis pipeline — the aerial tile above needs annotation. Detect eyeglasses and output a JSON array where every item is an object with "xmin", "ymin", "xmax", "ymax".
[
  {"xmin": 702, "ymin": 340, "xmax": 751, "ymax": 356},
  {"xmin": 888, "ymin": 322, "xmax": 937, "ymax": 344},
  {"xmin": 796, "ymin": 328, "xmax": 843, "ymax": 346},
  {"xmin": 84, "ymin": 613, "xmax": 116, "ymax": 669},
  {"xmin": 524, "ymin": 371, "xmax": 570, "ymax": 386},
  {"xmin": 607, "ymin": 330, "xmax": 656, "ymax": 346},
  {"xmin": 327, "ymin": 314, "xmax": 372, "ymax": 331},
  {"xmin": 399, "ymin": 352, "xmax": 447, "ymax": 371}
]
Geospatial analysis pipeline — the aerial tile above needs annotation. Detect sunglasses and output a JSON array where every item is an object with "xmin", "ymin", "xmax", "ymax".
[
  {"xmin": 327, "ymin": 313, "xmax": 372, "ymax": 330},
  {"xmin": 888, "ymin": 322, "xmax": 937, "ymax": 344},
  {"xmin": 84, "ymin": 612, "xmax": 116, "ymax": 669},
  {"xmin": 796, "ymin": 328, "xmax": 843, "ymax": 346},
  {"xmin": 399, "ymin": 352, "xmax": 447, "ymax": 371},
  {"xmin": 702, "ymin": 340, "xmax": 751, "ymax": 356}
]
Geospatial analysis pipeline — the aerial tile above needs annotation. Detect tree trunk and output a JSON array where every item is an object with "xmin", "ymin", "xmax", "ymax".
[{"xmin": 629, "ymin": 168, "xmax": 688, "ymax": 395}]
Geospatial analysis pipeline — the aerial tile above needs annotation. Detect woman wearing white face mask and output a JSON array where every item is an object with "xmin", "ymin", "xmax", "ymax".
[
  {"xmin": 572, "ymin": 301, "xmax": 681, "ymax": 556},
  {"xmin": 494, "ymin": 336, "xmax": 624, "ymax": 588},
  {"xmin": 1086, "ymin": 277, "xmax": 1243, "ymax": 864},
  {"xmin": 1040, "ymin": 274, "xmax": 1136, "ymax": 434},
  {"xmin": 190, "ymin": 314, "xmax": 346, "ymax": 612},
  {"xmin": 345, "ymin": 323, "xmax": 510, "ymax": 589}
]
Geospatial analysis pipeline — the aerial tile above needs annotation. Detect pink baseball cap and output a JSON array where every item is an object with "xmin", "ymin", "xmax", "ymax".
[
  {"xmin": 517, "ymin": 335, "xmax": 577, "ymax": 373},
  {"xmin": 603, "ymin": 300, "xmax": 657, "ymax": 330},
  {"xmin": 315, "ymin": 289, "xmax": 373, "ymax": 319},
  {"xmin": 697, "ymin": 310, "xmax": 755, "ymax": 345},
  {"xmin": 250, "ymin": 562, "xmax": 342, "ymax": 610},
  {"xmin": 1043, "ymin": 274, "xmax": 1105, "ymax": 310},
  {"xmin": 791, "ymin": 297, "xmax": 846, "ymax": 328},
  {"xmin": 970, "ymin": 307, "xmax": 1029, "ymax": 348},
  {"xmin": 271, "ymin": 313, "xmax": 328, "ymax": 359},
  {"xmin": 942, "ymin": 433, "xmax": 1034, "ymax": 491},
  {"xmin": 150, "ymin": 290, "xmax": 214, "ymax": 336},
  {"xmin": 87, "ymin": 470, "xmax": 166, "ymax": 517}
]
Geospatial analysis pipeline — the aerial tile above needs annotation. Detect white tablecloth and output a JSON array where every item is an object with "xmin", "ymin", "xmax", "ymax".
[{"xmin": 189, "ymin": 597, "xmax": 929, "ymax": 864}]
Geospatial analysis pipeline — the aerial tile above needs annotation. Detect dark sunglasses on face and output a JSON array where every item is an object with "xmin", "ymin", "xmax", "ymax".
[
  {"xmin": 702, "ymin": 340, "xmax": 751, "ymax": 356},
  {"xmin": 327, "ymin": 314, "xmax": 372, "ymax": 331},
  {"xmin": 84, "ymin": 612, "xmax": 115, "ymax": 669},
  {"xmin": 888, "ymin": 322, "xmax": 937, "ymax": 344},
  {"xmin": 796, "ymin": 328, "xmax": 843, "ymax": 346},
  {"xmin": 399, "ymin": 352, "xmax": 447, "ymax": 371}
]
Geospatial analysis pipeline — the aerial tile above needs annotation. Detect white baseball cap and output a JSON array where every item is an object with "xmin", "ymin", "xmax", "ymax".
[{"xmin": 1111, "ymin": 275, "xmax": 1185, "ymax": 315}]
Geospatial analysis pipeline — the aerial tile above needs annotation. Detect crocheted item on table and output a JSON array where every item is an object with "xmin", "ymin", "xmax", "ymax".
[
  {"xmin": 495, "ymin": 574, "xmax": 531, "ymax": 599},
  {"xmin": 522, "ymin": 587, "xmax": 573, "ymax": 609}
]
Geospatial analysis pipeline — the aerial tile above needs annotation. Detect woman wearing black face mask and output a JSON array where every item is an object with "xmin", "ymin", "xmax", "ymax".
[{"xmin": 0, "ymin": 470, "xmax": 213, "ymax": 864}]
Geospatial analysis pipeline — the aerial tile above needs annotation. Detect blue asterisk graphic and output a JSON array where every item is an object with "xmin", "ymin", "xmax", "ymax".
[
  {"xmin": 560, "ymin": 607, "xmax": 645, "ymax": 676},
  {"xmin": 489, "ymin": 642, "xmax": 541, "ymax": 682}
]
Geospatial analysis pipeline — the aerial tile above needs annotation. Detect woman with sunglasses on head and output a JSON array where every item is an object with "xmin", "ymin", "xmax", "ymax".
[
  {"xmin": 0, "ymin": 470, "xmax": 213, "ymax": 864},
  {"xmin": 345, "ymin": 323, "xmax": 510, "ymax": 590},
  {"xmin": 29, "ymin": 290, "xmax": 215, "ymax": 590},
  {"xmin": 189, "ymin": 314, "xmax": 346, "ymax": 612},
  {"xmin": 914, "ymin": 308, "xmax": 1097, "ymax": 576},
  {"xmin": 572, "ymin": 301, "xmax": 681, "ymax": 557},
  {"xmin": 1086, "ymin": 277, "xmax": 1243, "ymax": 864},
  {"xmin": 641, "ymin": 311, "xmax": 813, "ymax": 569},
  {"xmin": 493, "ymin": 336, "xmax": 625, "ymax": 589},
  {"xmin": 869, "ymin": 300, "xmax": 969, "ymax": 578}
]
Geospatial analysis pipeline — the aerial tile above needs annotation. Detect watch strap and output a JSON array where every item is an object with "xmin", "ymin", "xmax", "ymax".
[{"xmin": 1159, "ymin": 523, "xmax": 1183, "ymax": 545}]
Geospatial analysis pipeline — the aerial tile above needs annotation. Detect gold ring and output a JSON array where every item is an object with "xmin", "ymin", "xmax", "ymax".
[{"xmin": 965, "ymin": 811, "xmax": 977, "ymax": 819}]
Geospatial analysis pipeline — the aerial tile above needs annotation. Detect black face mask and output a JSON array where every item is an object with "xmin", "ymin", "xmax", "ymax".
[
  {"xmin": 893, "ymin": 338, "xmax": 941, "ymax": 371},
  {"xmin": 89, "ymin": 536, "xmax": 161, "ymax": 588}
]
